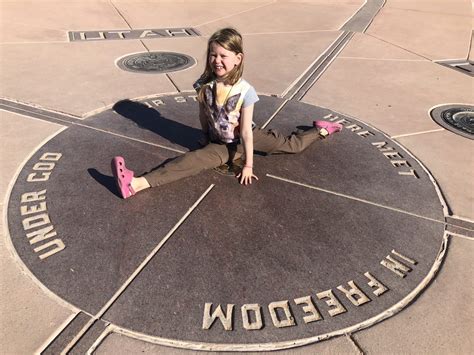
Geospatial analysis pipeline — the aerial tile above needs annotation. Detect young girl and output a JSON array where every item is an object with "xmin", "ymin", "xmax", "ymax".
[{"xmin": 112, "ymin": 28, "xmax": 342, "ymax": 199}]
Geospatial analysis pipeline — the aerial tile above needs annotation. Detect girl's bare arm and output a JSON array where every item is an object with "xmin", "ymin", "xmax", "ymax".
[{"xmin": 238, "ymin": 104, "xmax": 258, "ymax": 185}]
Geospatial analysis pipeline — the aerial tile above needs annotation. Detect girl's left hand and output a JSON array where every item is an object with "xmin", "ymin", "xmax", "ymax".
[{"xmin": 237, "ymin": 166, "xmax": 259, "ymax": 185}]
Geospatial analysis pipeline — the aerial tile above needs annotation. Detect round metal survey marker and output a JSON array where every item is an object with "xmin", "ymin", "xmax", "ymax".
[{"xmin": 117, "ymin": 51, "xmax": 195, "ymax": 74}]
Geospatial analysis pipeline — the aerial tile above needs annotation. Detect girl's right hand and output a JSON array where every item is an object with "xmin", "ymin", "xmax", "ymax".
[{"xmin": 237, "ymin": 166, "xmax": 259, "ymax": 185}]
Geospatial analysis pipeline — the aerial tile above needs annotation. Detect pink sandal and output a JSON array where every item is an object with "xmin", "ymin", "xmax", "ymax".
[
  {"xmin": 313, "ymin": 120, "xmax": 343, "ymax": 136},
  {"xmin": 111, "ymin": 156, "xmax": 136, "ymax": 199}
]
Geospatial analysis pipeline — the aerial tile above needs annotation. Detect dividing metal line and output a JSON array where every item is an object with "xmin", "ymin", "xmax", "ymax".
[
  {"xmin": 272, "ymin": 0, "xmax": 386, "ymax": 112},
  {"xmin": 286, "ymin": 31, "xmax": 354, "ymax": 102},
  {"xmin": 267, "ymin": 174, "xmax": 448, "ymax": 226},
  {"xmin": 262, "ymin": 31, "xmax": 355, "ymax": 127},
  {"xmin": 260, "ymin": 99, "xmax": 290, "ymax": 129},
  {"xmin": 0, "ymin": 100, "xmax": 186, "ymax": 154},
  {"xmin": 60, "ymin": 184, "xmax": 215, "ymax": 354},
  {"xmin": 1, "ymin": 100, "xmax": 80, "ymax": 123},
  {"xmin": 282, "ymin": 31, "xmax": 353, "ymax": 101},
  {"xmin": 340, "ymin": 0, "xmax": 386, "ymax": 33}
]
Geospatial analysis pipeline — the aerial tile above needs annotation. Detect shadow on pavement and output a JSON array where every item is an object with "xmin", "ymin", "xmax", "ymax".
[
  {"xmin": 88, "ymin": 168, "xmax": 121, "ymax": 198},
  {"xmin": 113, "ymin": 99, "xmax": 202, "ymax": 151}
]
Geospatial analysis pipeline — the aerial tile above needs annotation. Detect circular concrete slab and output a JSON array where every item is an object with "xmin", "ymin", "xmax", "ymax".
[{"xmin": 7, "ymin": 95, "xmax": 447, "ymax": 350}]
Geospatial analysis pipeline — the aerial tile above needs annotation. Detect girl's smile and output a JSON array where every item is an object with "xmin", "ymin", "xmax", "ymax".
[{"xmin": 209, "ymin": 42, "xmax": 242, "ymax": 79}]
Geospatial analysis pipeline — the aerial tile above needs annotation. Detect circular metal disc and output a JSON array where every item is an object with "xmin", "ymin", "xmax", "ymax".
[
  {"xmin": 431, "ymin": 104, "xmax": 474, "ymax": 139},
  {"xmin": 117, "ymin": 52, "xmax": 195, "ymax": 74}
]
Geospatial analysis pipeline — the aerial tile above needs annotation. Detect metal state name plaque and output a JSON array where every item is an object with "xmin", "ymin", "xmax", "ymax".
[{"xmin": 7, "ymin": 95, "xmax": 448, "ymax": 351}]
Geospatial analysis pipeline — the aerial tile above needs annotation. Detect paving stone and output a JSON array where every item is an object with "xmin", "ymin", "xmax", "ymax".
[
  {"xmin": 95, "ymin": 331, "xmax": 359, "ymax": 354},
  {"xmin": 353, "ymin": 236, "xmax": 474, "ymax": 355},
  {"xmin": 0, "ymin": 1, "xmax": 126, "ymax": 43},
  {"xmin": 340, "ymin": 33, "xmax": 423, "ymax": 60},
  {"xmin": 0, "ymin": 111, "xmax": 75, "ymax": 355},
  {"xmin": 0, "ymin": 41, "xmax": 176, "ymax": 116},
  {"xmin": 366, "ymin": 0, "xmax": 472, "ymax": 60},
  {"xmin": 197, "ymin": 1, "xmax": 365, "ymax": 34},
  {"xmin": 396, "ymin": 131, "xmax": 474, "ymax": 220},
  {"xmin": 111, "ymin": 1, "xmax": 270, "ymax": 32},
  {"xmin": 305, "ymin": 55, "xmax": 473, "ymax": 137},
  {"xmin": 0, "ymin": 111, "xmax": 64, "ymax": 197},
  {"xmin": 239, "ymin": 32, "xmax": 341, "ymax": 97}
]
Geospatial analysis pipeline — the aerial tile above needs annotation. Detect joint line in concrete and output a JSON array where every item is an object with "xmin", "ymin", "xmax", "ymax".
[
  {"xmin": 59, "ymin": 184, "xmax": 215, "ymax": 353},
  {"xmin": 108, "ymin": 0, "xmax": 133, "ymax": 30},
  {"xmin": 391, "ymin": 129, "xmax": 445, "ymax": 139},
  {"xmin": 266, "ymin": 173, "xmax": 446, "ymax": 226},
  {"xmin": 0, "ymin": 100, "xmax": 186, "ymax": 154},
  {"xmin": 283, "ymin": 31, "xmax": 354, "ymax": 101},
  {"xmin": 365, "ymin": 33, "xmax": 432, "ymax": 61},
  {"xmin": 193, "ymin": 1, "xmax": 276, "ymax": 28},
  {"xmin": 295, "ymin": 32, "xmax": 354, "ymax": 101},
  {"xmin": 166, "ymin": 73, "xmax": 181, "ymax": 93},
  {"xmin": 281, "ymin": 31, "xmax": 348, "ymax": 100},
  {"xmin": 261, "ymin": 99, "xmax": 289, "ymax": 129},
  {"xmin": 447, "ymin": 232, "xmax": 474, "ymax": 241},
  {"xmin": 346, "ymin": 333, "xmax": 365, "ymax": 354}
]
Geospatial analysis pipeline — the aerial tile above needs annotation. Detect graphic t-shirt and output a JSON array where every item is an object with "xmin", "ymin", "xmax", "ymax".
[{"xmin": 195, "ymin": 78, "xmax": 259, "ymax": 143}]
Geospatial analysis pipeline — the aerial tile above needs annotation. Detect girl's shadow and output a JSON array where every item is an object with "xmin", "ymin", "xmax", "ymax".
[
  {"xmin": 91, "ymin": 99, "xmax": 200, "ymax": 196},
  {"xmin": 88, "ymin": 168, "xmax": 120, "ymax": 197},
  {"xmin": 113, "ymin": 99, "xmax": 203, "ymax": 151}
]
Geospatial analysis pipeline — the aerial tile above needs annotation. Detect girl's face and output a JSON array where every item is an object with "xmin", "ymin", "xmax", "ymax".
[{"xmin": 208, "ymin": 42, "xmax": 242, "ymax": 80}]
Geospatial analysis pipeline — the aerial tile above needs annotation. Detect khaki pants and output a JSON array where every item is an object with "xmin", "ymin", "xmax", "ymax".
[{"xmin": 143, "ymin": 127, "xmax": 321, "ymax": 187}]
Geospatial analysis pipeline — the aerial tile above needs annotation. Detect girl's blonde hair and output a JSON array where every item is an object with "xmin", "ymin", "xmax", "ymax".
[{"xmin": 199, "ymin": 28, "xmax": 244, "ymax": 88}]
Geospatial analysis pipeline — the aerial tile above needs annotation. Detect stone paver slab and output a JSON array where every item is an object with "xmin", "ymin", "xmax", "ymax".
[
  {"xmin": 353, "ymin": 236, "xmax": 474, "ymax": 355},
  {"xmin": 382, "ymin": 0, "xmax": 470, "ymax": 16},
  {"xmin": 242, "ymin": 32, "xmax": 342, "ymax": 96},
  {"xmin": 95, "ymin": 331, "xmax": 359, "ymax": 354},
  {"xmin": 0, "ymin": 111, "xmax": 75, "ymax": 355},
  {"xmin": 0, "ymin": 41, "xmax": 176, "ymax": 116},
  {"xmin": 0, "ymin": 1, "xmax": 126, "ymax": 43},
  {"xmin": 367, "ymin": 1, "xmax": 472, "ymax": 60},
  {"xmin": 396, "ymin": 131, "xmax": 474, "ymax": 220},
  {"xmin": 112, "ymin": 1, "xmax": 271, "ymax": 32},
  {"xmin": 197, "ymin": 1, "xmax": 364, "ymax": 35},
  {"xmin": 305, "ymin": 50, "xmax": 472, "ymax": 137},
  {"xmin": 340, "ymin": 32, "xmax": 423, "ymax": 60},
  {"xmin": 0, "ymin": 110, "xmax": 63, "ymax": 196}
]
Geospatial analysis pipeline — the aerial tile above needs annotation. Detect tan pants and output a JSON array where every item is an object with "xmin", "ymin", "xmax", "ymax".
[{"xmin": 143, "ymin": 127, "xmax": 321, "ymax": 187}]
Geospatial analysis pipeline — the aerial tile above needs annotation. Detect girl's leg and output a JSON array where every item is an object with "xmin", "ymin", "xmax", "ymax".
[
  {"xmin": 142, "ymin": 143, "xmax": 230, "ymax": 187},
  {"xmin": 252, "ymin": 127, "xmax": 322, "ymax": 155}
]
